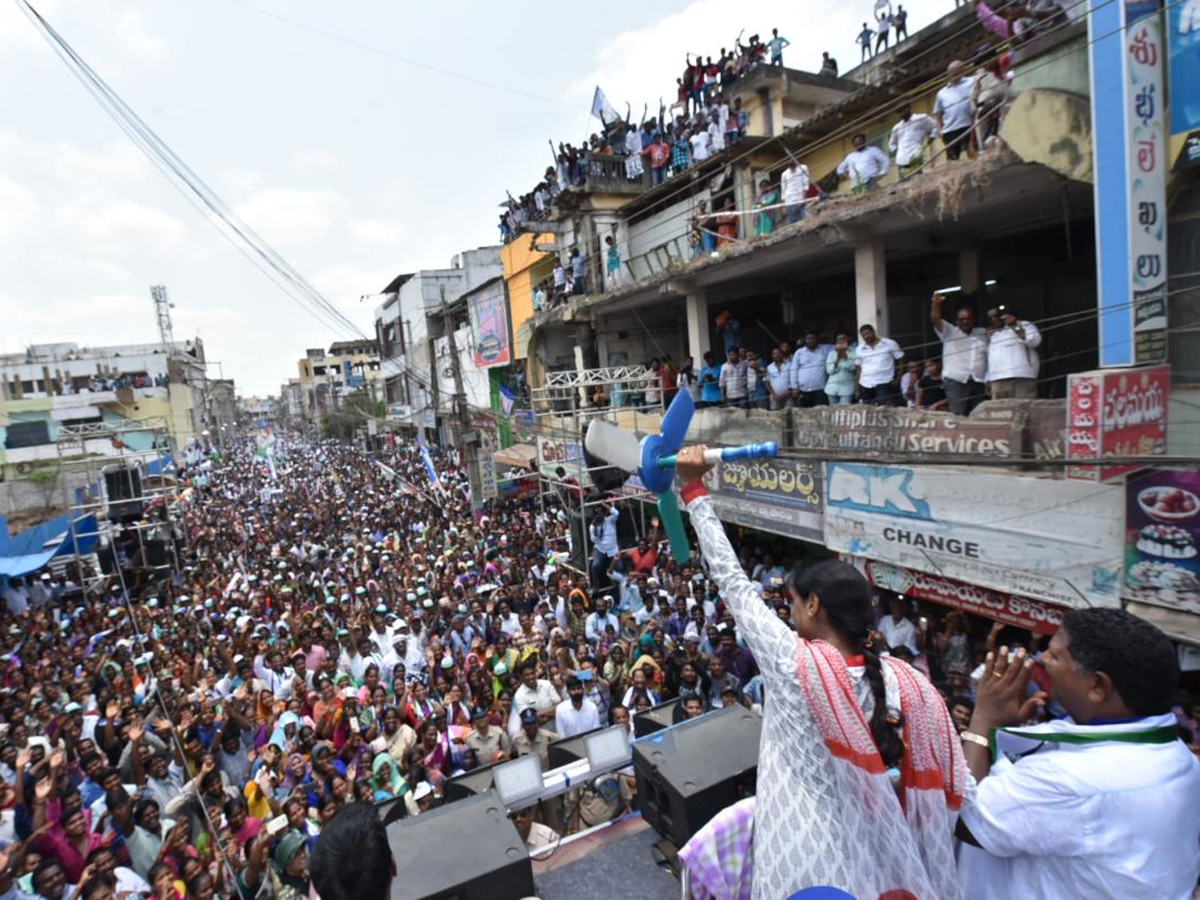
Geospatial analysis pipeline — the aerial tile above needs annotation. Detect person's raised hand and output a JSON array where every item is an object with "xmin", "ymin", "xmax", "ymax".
[
  {"xmin": 105, "ymin": 700, "xmax": 120, "ymax": 720},
  {"xmin": 674, "ymin": 445, "xmax": 713, "ymax": 488},
  {"xmin": 972, "ymin": 645, "xmax": 1047, "ymax": 733},
  {"xmin": 128, "ymin": 720, "xmax": 145, "ymax": 744},
  {"xmin": 34, "ymin": 778, "xmax": 52, "ymax": 804},
  {"xmin": 48, "ymin": 748, "xmax": 65, "ymax": 771}
]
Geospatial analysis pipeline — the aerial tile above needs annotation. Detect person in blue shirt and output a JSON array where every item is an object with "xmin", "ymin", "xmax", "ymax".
[
  {"xmin": 768, "ymin": 28, "xmax": 790, "ymax": 65},
  {"xmin": 698, "ymin": 350, "xmax": 723, "ymax": 407},
  {"xmin": 570, "ymin": 249, "xmax": 587, "ymax": 295}
]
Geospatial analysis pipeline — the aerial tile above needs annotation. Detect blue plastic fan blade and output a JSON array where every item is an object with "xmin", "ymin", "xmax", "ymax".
[{"xmin": 658, "ymin": 389, "xmax": 694, "ymax": 454}]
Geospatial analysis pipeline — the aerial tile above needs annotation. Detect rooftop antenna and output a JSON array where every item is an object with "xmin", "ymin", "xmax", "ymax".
[{"xmin": 151, "ymin": 284, "xmax": 175, "ymax": 352}]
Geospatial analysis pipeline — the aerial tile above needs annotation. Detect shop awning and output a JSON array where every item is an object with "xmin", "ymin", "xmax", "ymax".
[{"xmin": 493, "ymin": 444, "xmax": 538, "ymax": 469}]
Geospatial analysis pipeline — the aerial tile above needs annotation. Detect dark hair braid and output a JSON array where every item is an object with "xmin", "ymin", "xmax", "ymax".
[{"xmin": 789, "ymin": 559, "xmax": 906, "ymax": 769}]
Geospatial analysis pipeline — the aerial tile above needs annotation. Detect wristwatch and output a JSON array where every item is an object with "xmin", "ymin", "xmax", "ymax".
[{"xmin": 960, "ymin": 731, "xmax": 989, "ymax": 748}]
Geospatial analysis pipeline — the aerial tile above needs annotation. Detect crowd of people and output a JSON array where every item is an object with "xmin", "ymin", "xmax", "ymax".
[
  {"xmin": 0, "ymin": 405, "xmax": 1196, "ymax": 897},
  {"xmin": 584, "ymin": 294, "xmax": 1041, "ymax": 421}
]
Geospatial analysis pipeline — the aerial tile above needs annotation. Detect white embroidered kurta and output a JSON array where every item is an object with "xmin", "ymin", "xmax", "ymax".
[{"xmin": 687, "ymin": 493, "xmax": 959, "ymax": 900}]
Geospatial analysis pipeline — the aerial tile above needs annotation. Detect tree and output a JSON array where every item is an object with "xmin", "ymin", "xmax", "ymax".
[{"xmin": 28, "ymin": 464, "xmax": 61, "ymax": 509}]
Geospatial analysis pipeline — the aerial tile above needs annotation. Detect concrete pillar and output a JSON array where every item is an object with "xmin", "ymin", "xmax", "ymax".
[
  {"xmin": 958, "ymin": 247, "xmax": 982, "ymax": 295},
  {"xmin": 684, "ymin": 288, "xmax": 710, "ymax": 365},
  {"xmin": 854, "ymin": 242, "xmax": 888, "ymax": 335}
]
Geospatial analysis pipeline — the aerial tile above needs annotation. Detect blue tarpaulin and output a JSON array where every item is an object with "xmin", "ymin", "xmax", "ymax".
[{"xmin": 0, "ymin": 514, "xmax": 100, "ymax": 578}]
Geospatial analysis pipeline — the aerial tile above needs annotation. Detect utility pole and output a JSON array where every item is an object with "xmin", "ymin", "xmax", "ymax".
[{"xmin": 441, "ymin": 286, "xmax": 482, "ymax": 508}]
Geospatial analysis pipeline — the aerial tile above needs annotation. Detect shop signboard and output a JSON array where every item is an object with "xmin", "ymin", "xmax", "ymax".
[
  {"xmin": 849, "ymin": 558, "xmax": 1066, "ymax": 634},
  {"xmin": 791, "ymin": 405, "xmax": 1020, "ymax": 458},
  {"xmin": 1065, "ymin": 364, "xmax": 1169, "ymax": 480},
  {"xmin": 1124, "ymin": 468, "xmax": 1200, "ymax": 614},
  {"xmin": 824, "ymin": 462, "xmax": 1124, "ymax": 609},
  {"xmin": 535, "ymin": 434, "xmax": 590, "ymax": 487},
  {"xmin": 700, "ymin": 457, "xmax": 823, "ymax": 543}
]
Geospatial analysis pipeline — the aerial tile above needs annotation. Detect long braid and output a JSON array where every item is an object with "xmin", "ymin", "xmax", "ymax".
[{"xmin": 790, "ymin": 559, "xmax": 907, "ymax": 769}]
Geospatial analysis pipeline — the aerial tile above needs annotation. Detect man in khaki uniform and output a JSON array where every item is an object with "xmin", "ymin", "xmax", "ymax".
[{"xmin": 511, "ymin": 707, "xmax": 562, "ymax": 831}]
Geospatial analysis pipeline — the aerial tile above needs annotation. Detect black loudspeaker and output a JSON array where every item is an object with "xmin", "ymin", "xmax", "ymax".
[
  {"xmin": 374, "ymin": 794, "xmax": 408, "ymax": 826},
  {"xmin": 103, "ymin": 466, "xmax": 143, "ymax": 521},
  {"xmin": 144, "ymin": 538, "xmax": 169, "ymax": 567},
  {"xmin": 633, "ymin": 698, "xmax": 682, "ymax": 738},
  {"xmin": 442, "ymin": 760, "xmax": 502, "ymax": 803},
  {"xmin": 633, "ymin": 705, "xmax": 761, "ymax": 846},
  {"xmin": 387, "ymin": 792, "xmax": 535, "ymax": 900}
]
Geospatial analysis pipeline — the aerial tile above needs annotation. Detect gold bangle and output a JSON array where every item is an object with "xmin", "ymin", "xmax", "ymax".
[{"xmin": 960, "ymin": 731, "xmax": 990, "ymax": 748}]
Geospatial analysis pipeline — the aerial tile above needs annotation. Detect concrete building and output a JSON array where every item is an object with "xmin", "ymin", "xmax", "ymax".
[
  {"xmin": 291, "ymin": 339, "xmax": 383, "ymax": 425},
  {"xmin": 374, "ymin": 246, "xmax": 502, "ymax": 433}
]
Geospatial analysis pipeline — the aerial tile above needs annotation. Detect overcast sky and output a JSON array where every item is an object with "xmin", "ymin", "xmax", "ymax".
[{"xmin": 0, "ymin": 0, "xmax": 946, "ymax": 396}]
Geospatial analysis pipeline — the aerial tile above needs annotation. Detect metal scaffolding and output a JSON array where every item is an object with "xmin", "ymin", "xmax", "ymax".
[
  {"xmin": 528, "ymin": 366, "xmax": 664, "ymax": 587},
  {"xmin": 54, "ymin": 418, "xmax": 185, "ymax": 607}
]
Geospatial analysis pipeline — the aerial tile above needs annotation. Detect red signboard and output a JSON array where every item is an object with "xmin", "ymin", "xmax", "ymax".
[
  {"xmin": 848, "ymin": 557, "xmax": 1066, "ymax": 635},
  {"xmin": 1066, "ymin": 364, "xmax": 1169, "ymax": 481}
]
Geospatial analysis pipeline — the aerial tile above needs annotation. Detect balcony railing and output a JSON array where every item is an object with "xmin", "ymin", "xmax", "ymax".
[{"xmin": 578, "ymin": 153, "xmax": 649, "ymax": 196}]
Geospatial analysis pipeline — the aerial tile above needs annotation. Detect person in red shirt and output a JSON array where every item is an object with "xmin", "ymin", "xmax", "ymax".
[
  {"xmin": 642, "ymin": 134, "xmax": 672, "ymax": 186},
  {"xmin": 624, "ymin": 539, "xmax": 659, "ymax": 575}
]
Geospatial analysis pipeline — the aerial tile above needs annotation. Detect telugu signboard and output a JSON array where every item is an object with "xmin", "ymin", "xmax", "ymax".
[
  {"xmin": 849, "ymin": 557, "xmax": 1066, "ymax": 634},
  {"xmin": 469, "ymin": 281, "xmax": 512, "ymax": 369},
  {"xmin": 824, "ymin": 462, "xmax": 1124, "ymax": 609},
  {"xmin": 791, "ymin": 405, "xmax": 1021, "ymax": 458},
  {"xmin": 700, "ymin": 457, "xmax": 824, "ymax": 543},
  {"xmin": 1124, "ymin": 468, "xmax": 1200, "ymax": 615},
  {"xmin": 1065, "ymin": 364, "xmax": 1169, "ymax": 480},
  {"xmin": 1089, "ymin": 0, "xmax": 1168, "ymax": 366}
]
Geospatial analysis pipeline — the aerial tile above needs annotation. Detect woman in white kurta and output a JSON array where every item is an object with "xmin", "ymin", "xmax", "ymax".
[{"xmin": 674, "ymin": 447, "xmax": 967, "ymax": 900}]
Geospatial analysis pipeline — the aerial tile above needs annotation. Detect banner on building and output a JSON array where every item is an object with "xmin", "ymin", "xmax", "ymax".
[
  {"xmin": 700, "ymin": 457, "xmax": 824, "ymax": 543},
  {"xmin": 849, "ymin": 557, "xmax": 1066, "ymax": 634},
  {"xmin": 1168, "ymin": 0, "xmax": 1200, "ymax": 168},
  {"xmin": 1125, "ymin": 468, "xmax": 1200, "ymax": 614},
  {"xmin": 469, "ymin": 281, "xmax": 512, "ymax": 368},
  {"xmin": 791, "ymin": 405, "xmax": 1020, "ymax": 458},
  {"xmin": 535, "ymin": 434, "xmax": 589, "ymax": 485},
  {"xmin": 1065, "ymin": 364, "xmax": 1169, "ymax": 480},
  {"xmin": 1089, "ymin": 0, "xmax": 1168, "ymax": 366},
  {"xmin": 824, "ymin": 462, "xmax": 1124, "ymax": 609}
]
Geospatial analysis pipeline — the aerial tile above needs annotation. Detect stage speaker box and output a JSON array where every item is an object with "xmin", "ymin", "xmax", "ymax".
[
  {"xmin": 633, "ymin": 705, "xmax": 761, "ymax": 846},
  {"xmin": 144, "ymin": 538, "xmax": 169, "ymax": 568},
  {"xmin": 374, "ymin": 794, "xmax": 408, "ymax": 827},
  {"xmin": 633, "ymin": 698, "xmax": 682, "ymax": 738},
  {"xmin": 387, "ymin": 792, "xmax": 535, "ymax": 900},
  {"xmin": 104, "ymin": 465, "xmax": 144, "ymax": 521},
  {"xmin": 442, "ymin": 759, "xmax": 502, "ymax": 803}
]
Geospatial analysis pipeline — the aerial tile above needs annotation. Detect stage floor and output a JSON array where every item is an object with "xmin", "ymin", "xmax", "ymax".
[{"xmin": 533, "ymin": 815, "xmax": 681, "ymax": 900}]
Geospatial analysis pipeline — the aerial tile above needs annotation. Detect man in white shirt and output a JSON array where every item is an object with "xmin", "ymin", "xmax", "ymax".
[
  {"xmin": 781, "ymin": 160, "xmax": 811, "ymax": 224},
  {"xmin": 718, "ymin": 347, "xmax": 748, "ymax": 407},
  {"xmin": 689, "ymin": 123, "xmax": 712, "ymax": 163},
  {"xmin": 958, "ymin": 608, "xmax": 1200, "ymax": 899},
  {"xmin": 836, "ymin": 133, "xmax": 890, "ymax": 193},
  {"xmin": 585, "ymin": 595, "xmax": 621, "ymax": 644},
  {"xmin": 933, "ymin": 60, "xmax": 975, "ymax": 160},
  {"xmin": 985, "ymin": 307, "xmax": 1041, "ymax": 399},
  {"xmin": 854, "ymin": 323, "xmax": 903, "ymax": 404},
  {"xmin": 707, "ymin": 117, "xmax": 726, "ymax": 154},
  {"xmin": 555, "ymin": 676, "xmax": 601, "ymax": 738},
  {"xmin": 930, "ymin": 291, "xmax": 988, "ymax": 415},
  {"xmin": 888, "ymin": 102, "xmax": 939, "ymax": 176},
  {"xmin": 624, "ymin": 124, "xmax": 644, "ymax": 179},
  {"xmin": 588, "ymin": 502, "xmax": 620, "ymax": 590},
  {"xmin": 876, "ymin": 597, "xmax": 919, "ymax": 655},
  {"xmin": 765, "ymin": 347, "xmax": 794, "ymax": 410},
  {"xmin": 790, "ymin": 331, "xmax": 833, "ymax": 407},
  {"xmin": 510, "ymin": 661, "xmax": 561, "ymax": 736}
]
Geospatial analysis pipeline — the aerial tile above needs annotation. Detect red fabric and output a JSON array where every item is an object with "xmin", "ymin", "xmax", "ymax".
[{"xmin": 680, "ymin": 482, "xmax": 708, "ymax": 505}]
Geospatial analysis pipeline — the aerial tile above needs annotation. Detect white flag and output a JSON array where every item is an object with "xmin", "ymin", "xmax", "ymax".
[{"xmin": 591, "ymin": 86, "xmax": 616, "ymax": 124}]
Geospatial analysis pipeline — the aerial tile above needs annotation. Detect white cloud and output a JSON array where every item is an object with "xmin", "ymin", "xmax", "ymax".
[
  {"xmin": 291, "ymin": 149, "xmax": 336, "ymax": 172},
  {"xmin": 347, "ymin": 218, "xmax": 408, "ymax": 247},
  {"xmin": 112, "ymin": 9, "xmax": 167, "ymax": 61},
  {"xmin": 76, "ymin": 198, "xmax": 188, "ymax": 255},
  {"xmin": 232, "ymin": 187, "xmax": 348, "ymax": 247},
  {"xmin": 219, "ymin": 167, "xmax": 264, "ymax": 197}
]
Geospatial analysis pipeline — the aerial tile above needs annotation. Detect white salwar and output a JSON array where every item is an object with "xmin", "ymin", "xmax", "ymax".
[{"xmin": 687, "ymin": 493, "xmax": 963, "ymax": 900}]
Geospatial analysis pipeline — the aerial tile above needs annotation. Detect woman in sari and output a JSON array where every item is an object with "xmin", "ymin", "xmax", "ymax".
[
  {"xmin": 673, "ymin": 446, "xmax": 966, "ymax": 900},
  {"xmin": 416, "ymin": 722, "xmax": 451, "ymax": 786},
  {"xmin": 755, "ymin": 176, "xmax": 779, "ymax": 236},
  {"xmin": 370, "ymin": 753, "xmax": 409, "ymax": 801}
]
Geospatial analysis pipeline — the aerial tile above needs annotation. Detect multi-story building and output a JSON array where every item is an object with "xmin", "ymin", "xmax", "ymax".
[
  {"xmin": 374, "ymin": 246, "xmax": 503, "ymax": 434},
  {"xmin": 490, "ymin": 7, "xmax": 1200, "ymax": 645},
  {"xmin": 291, "ymin": 339, "xmax": 383, "ymax": 425}
]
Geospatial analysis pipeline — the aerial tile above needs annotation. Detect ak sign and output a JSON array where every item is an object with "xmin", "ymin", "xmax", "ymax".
[{"xmin": 823, "ymin": 463, "xmax": 1124, "ymax": 609}]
